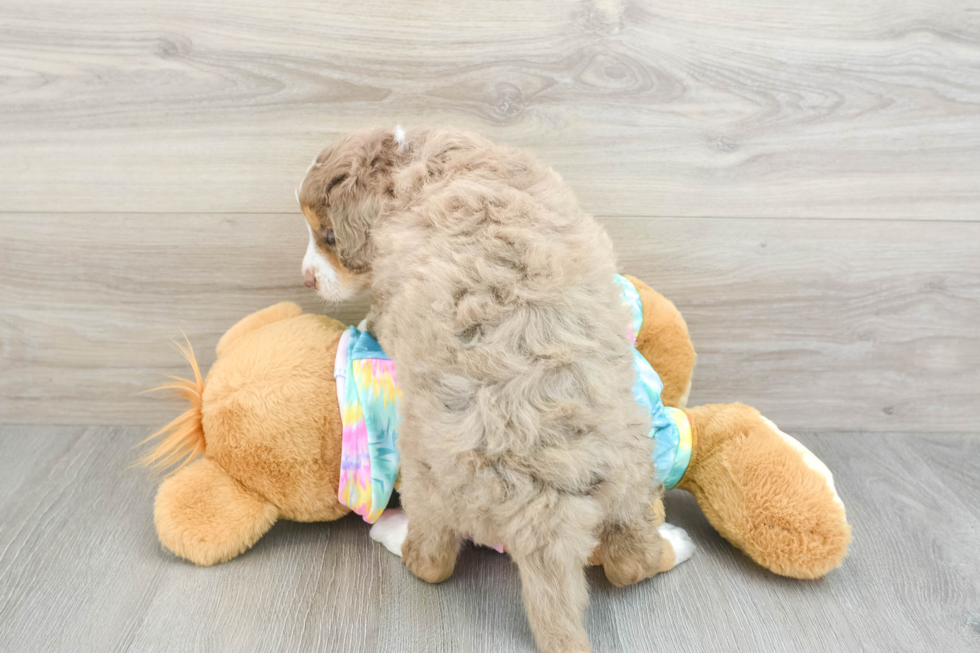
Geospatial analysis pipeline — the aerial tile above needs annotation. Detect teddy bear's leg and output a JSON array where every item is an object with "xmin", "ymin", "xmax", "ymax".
[
  {"xmin": 624, "ymin": 276, "xmax": 696, "ymax": 408},
  {"xmin": 154, "ymin": 458, "xmax": 278, "ymax": 566},
  {"xmin": 678, "ymin": 403, "xmax": 851, "ymax": 579},
  {"xmin": 370, "ymin": 509, "xmax": 411, "ymax": 556},
  {"xmin": 215, "ymin": 301, "xmax": 304, "ymax": 357}
]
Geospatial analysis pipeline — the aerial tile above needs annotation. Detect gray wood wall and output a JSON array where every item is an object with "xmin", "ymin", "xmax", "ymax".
[{"xmin": 2, "ymin": 0, "xmax": 978, "ymax": 431}]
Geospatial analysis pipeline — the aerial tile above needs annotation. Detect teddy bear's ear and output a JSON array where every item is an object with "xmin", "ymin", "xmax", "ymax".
[{"xmin": 155, "ymin": 458, "xmax": 278, "ymax": 566}]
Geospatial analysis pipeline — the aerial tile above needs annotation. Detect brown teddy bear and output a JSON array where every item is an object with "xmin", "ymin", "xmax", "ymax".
[{"xmin": 145, "ymin": 275, "xmax": 850, "ymax": 579}]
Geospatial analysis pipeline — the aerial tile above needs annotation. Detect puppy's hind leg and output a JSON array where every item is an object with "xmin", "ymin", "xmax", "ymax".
[
  {"xmin": 398, "ymin": 466, "xmax": 461, "ymax": 584},
  {"xmin": 401, "ymin": 516, "xmax": 460, "ymax": 584},
  {"xmin": 599, "ymin": 515, "xmax": 670, "ymax": 587},
  {"xmin": 508, "ymin": 496, "xmax": 598, "ymax": 653},
  {"xmin": 598, "ymin": 472, "xmax": 681, "ymax": 586}
]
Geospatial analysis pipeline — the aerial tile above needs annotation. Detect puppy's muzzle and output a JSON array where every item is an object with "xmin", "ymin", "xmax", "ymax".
[{"xmin": 303, "ymin": 268, "xmax": 318, "ymax": 290}]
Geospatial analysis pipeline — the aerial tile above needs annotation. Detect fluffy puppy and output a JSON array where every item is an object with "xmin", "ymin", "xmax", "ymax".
[{"xmin": 299, "ymin": 127, "xmax": 667, "ymax": 653}]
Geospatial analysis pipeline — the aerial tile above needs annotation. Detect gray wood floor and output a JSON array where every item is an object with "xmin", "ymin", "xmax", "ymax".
[{"xmin": 0, "ymin": 425, "xmax": 978, "ymax": 652}]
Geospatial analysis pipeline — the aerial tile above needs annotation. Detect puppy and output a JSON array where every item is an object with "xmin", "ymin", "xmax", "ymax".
[{"xmin": 300, "ymin": 127, "xmax": 668, "ymax": 653}]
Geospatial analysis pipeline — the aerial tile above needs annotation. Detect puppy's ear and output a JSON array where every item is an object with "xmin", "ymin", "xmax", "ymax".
[
  {"xmin": 349, "ymin": 127, "xmax": 402, "ymax": 192},
  {"xmin": 332, "ymin": 128, "xmax": 405, "ymax": 273},
  {"xmin": 333, "ymin": 200, "xmax": 376, "ymax": 274}
]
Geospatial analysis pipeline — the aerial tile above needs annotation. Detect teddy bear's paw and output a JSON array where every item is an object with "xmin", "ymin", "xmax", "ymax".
[
  {"xmin": 659, "ymin": 523, "xmax": 696, "ymax": 566},
  {"xmin": 370, "ymin": 508, "xmax": 410, "ymax": 556}
]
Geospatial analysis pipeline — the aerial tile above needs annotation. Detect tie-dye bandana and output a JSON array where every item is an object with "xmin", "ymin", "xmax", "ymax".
[
  {"xmin": 335, "ymin": 276, "xmax": 694, "ymax": 523},
  {"xmin": 614, "ymin": 275, "xmax": 693, "ymax": 490},
  {"xmin": 334, "ymin": 328, "xmax": 402, "ymax": 523}
]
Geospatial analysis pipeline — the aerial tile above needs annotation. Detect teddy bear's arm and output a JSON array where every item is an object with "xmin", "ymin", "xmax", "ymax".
[{"xmin": 624, "ymin": 276, "xmax": 696, "ymax": 408}]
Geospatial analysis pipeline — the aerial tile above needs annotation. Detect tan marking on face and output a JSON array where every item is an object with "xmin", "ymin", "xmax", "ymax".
[
  {"xmin": 322, "ymin": 245, "xmax": 356, "ymax": 284},
  {"xmin": 302, "ymin": 205, "xmax": 322, "ymax": 233},
  {"xmin": 302, "ymin": 205, "xmax": 351, "ymax": 276},
  {"xmin": 301, "ymin": 204, "xmax": 360, "ymax": 299}
]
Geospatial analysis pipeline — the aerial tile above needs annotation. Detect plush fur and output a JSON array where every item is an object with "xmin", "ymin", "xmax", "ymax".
[
  {"xmin": 145, "ymin": 278, "xmax": 850, "ymax": 583},
  {"xmin": 679, "ymin": 403, "xmax": 850, "ymax": 579},
  {"xmin": 626, "ymin": 275, "xmax": 696, "ymax": 408},
  {"xmin": 150, "ymin": 303, "xmax": 351, "ymax": 566},
  {"xmin": 300, "ymin": 128, "xmax": 666, "ymax": 653}
]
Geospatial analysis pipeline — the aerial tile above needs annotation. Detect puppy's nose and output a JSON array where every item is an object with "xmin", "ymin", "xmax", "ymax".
[{"xmin": 303, "ymin": 268, "xmax": 318, "ymax": 290}]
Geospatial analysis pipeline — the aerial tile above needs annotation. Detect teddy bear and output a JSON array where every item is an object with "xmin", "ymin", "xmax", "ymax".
[{"xmin": 144, "ymin": 275, "xmax": 850, "ymax": 579}]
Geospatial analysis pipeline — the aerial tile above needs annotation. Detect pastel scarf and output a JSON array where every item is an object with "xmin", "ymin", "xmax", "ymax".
[
  {"xmin": 615, "ymin": 275, "xmax": 693, "ymax": 490},
  {"xmin": 334, "ymin": 328, "xmax": 402, "ymax": 523}
]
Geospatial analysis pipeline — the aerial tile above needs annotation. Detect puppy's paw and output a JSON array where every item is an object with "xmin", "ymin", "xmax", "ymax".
[
  {"xmin": 370, "ymin": 509, "xmax": 409, "ymax": 557},
  {"xmin": 659, "ymin": 523, "xmax": 696, "ymax": 566}
]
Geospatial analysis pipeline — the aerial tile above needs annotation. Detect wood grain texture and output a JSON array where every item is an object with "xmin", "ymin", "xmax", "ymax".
[
  {"xmin": 0, "ymin": 426, "xmax": 978, "ymax": 652},
  {"xmin": 3, "ymin": 213, "xmax": 978, "ymax": 430},
  {"xmin": 1, "ymin": 0, "xmax": 980, "ymax": 218}
]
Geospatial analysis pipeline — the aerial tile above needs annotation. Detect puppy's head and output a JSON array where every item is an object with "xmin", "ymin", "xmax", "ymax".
[{"xmin": 298, "ymin": 127, "xmax": 405, "ymax": 302}]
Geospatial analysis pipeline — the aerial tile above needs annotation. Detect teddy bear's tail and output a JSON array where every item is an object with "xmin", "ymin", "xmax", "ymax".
[{"xmin": 139, "ymin": 337, "xmax": 207, "ymax": 474}]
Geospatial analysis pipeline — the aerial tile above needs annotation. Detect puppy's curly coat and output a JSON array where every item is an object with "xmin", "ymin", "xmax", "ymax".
[{"xmin": 300, "ymin": 128, "xmax": 668, "ymax": 653}]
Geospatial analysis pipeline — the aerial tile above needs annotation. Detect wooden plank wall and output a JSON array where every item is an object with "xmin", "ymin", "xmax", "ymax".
[{"xmin": 1, "ymin": 0, "xmax": 978, "ymax": 430}]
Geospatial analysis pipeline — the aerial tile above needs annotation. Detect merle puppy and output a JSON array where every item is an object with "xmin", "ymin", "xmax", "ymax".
[{"xmin": 299, "ymin": 127, "xmax": 678, "ymax": 653}]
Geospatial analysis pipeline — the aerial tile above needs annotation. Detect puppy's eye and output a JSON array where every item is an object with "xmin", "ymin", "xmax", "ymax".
[{"xmin": 324, "ymin": 229, "xmax": 336, "ymax": 246}]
